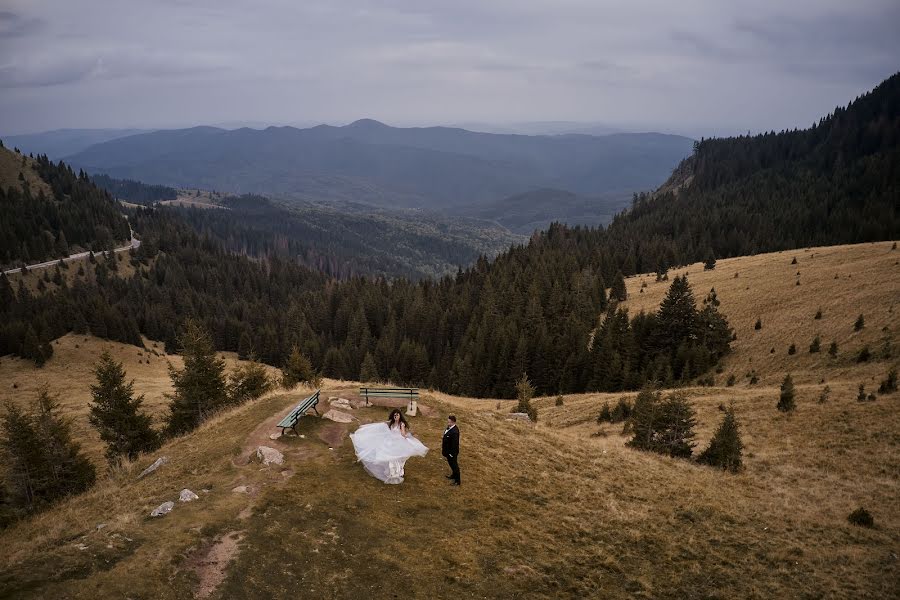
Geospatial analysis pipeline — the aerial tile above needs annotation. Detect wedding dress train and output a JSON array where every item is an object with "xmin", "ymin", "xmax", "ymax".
[{"xmin": 350, "ymin": 422, "xmax": 428, "ymax": 484}]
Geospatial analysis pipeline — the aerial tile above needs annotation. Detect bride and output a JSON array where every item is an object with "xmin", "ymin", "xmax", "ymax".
[{"xmin": 350, "ymin": 409, "xmax": 428, "ymax": 484}]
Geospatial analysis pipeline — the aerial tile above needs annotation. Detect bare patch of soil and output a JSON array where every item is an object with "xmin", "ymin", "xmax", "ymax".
[
  {"xmin": 188, "ymin": 530, "xmax": 244, "ymax": 599},
  {"xmin": 317, "ymin": 422, "xmax": 349, "ymax": 447}
]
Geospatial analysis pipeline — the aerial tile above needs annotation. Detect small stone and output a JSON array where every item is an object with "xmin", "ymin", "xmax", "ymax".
[
  {"xmin": 232, "ymin": 485, "xmax": 249, "ymax": 494},
  {"xmin": 268, "ymin": 432, "xmax": 282, "ymax": 440},
  {"xmin": 506, "ymin": 412, "xmax": 532, "ymax": 423},
  {"xmin": 150, "ymin": 501, "xmax": 175, "ymax": 517},
  {"xmin": 349, "ymin": 398, "xmax": 367, "ymax": 409},
  {"xmin": 96, "ymin": 523, "xmax": 107, "ymax": 531},
  {"xmin": 255, "ymin": 446, "xmax": 284, "ymax": 466},
  {"xmin": 322, "ymin": 409, "xmax": 354, "ymax": 423},
  {"xmin": 137, "ymin": 456, "xmax": 169, "ymax": 479},
  {"xmin": 179, "ymin": 489, "xmax": 199, "ymax": 502}
]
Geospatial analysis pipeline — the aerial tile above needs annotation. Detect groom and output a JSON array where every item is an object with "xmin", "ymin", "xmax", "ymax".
[{"xmin": 442, "ymin": 415, "xmax": 460, "ymax": 486}]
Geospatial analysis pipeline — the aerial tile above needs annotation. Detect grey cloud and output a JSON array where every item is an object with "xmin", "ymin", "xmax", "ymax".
[{"xmin": 0, "ymin": 0, "xmax": 897, "ymax": 136}]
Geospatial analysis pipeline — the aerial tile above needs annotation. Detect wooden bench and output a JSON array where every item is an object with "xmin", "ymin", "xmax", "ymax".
[
  {"xmin": 359, "ymin": 387, "xmax": 419, "ymax": 407},
  {"xmin": 276, "ymin": 390, "xmax": 320, "ymax": 436}
]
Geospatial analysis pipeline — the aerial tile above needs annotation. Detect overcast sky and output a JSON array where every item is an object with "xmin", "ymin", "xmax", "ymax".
[{"xmin": 1, "ymin": 0, "xmax": 897, "ymax": 137}]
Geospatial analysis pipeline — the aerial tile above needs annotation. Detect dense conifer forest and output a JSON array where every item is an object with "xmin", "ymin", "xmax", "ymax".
[
  {"xmin": 90, "ymin": 174, "xmax": 178, "ymax": 205},
  {"xmin": 0, "ymin": 73, "xmax": 897, "ymax": 397},
  {"xmin": 0, "ymin": 154, "xmax": 131, "ymax": 269}
]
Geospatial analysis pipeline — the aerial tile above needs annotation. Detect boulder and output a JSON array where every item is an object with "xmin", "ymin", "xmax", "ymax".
[
  {"xmin": 150, "ymin": 501, "xmax": 174, "ymax": 517},
  {"xmin": 506, "ymin": 412, "xmax": 532, "ymax": 423},
  {"xmin": 179, "ymin": 489, "xmax": 199, "ymax": 502},
  {"xmin": 255, "ymin": 446, "xmax": 284, "ymax": 466},
  {"xmin": 137, "ymin": 456, "xmax": 169, "ymax": 479},
  {"xmin": 322, "ymin": 409, "xmax": 354, "ymax": 423},
  {"xmin": 330, "ymin": 398, "xmax": 353, "ymax": 410},
  {"xmin": 231, "ymin": 485, "xmax": 250, "ymax": 494}
]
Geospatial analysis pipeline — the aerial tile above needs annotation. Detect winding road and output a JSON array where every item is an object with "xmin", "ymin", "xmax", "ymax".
[{"xmin": 3, "ymin": 221, "xmax": 140, "ymax": 276}]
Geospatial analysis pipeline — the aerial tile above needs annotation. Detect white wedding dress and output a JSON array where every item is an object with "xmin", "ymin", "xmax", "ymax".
[{"xmin": 350, "ymin": 422, "xmax": 429, "ymax": 484}]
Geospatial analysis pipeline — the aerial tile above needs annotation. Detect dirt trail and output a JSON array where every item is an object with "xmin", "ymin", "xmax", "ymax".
[{"xmin": 190, "ymin": 531, "xmax": 245, "ymax": 599}]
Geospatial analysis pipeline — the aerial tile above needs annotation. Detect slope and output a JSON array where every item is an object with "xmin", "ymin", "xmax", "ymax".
[{"xmin": 1, "ymin": 238, "xmax": 898, "ymax": 600}]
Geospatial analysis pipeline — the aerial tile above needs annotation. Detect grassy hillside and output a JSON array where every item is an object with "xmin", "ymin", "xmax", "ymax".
[{"xmin": 0, "ymin": 242, "xmax": 897, "ymax": 599}]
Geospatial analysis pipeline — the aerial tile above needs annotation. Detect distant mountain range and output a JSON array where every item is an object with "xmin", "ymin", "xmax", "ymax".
[
  {"xmin": 61, "ymin": 121, "xmax": 693, "ymax": 219},
  {"xmin": 2, "ymin": 128, "xmax": 152, "ymax": 160}
]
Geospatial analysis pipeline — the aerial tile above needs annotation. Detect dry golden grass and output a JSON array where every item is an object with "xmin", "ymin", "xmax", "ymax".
[
  {"xmin": 622, "ymin": 241, "xmax": 899, "ymax": 387},
  {"xmin": 0, "ymin": 241, "xmax": 897, "ymax": 599},
  {"xmin": 0, "ymin": 146, "xmax": 53, "ymax": 199}
]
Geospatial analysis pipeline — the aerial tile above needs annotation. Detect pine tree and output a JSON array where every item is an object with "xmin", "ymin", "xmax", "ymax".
[
  {"xmin": 1, "ymin": 387, "xmax": 96, "ymax": 517},
  {"xmin": 698, "ymin": 405, "xmax": 743, "ymax": 472},
  {"xmin": 703, "ymin": 252, "xmax": 716, "ymax": 271},
  {"xmin": 854, "ymin": 314, "xmax": 865, "ymax": 331},
  {"xmin": 610, "ymin": 272, "xmax": 627, "ymax": 302},
  {"xmin": 778, "ymin": 374, "xmax": 796, "ymax": 412},
  {"xmin": 809, "ymin": 335, "xmax": 821, "ymax": 353},
  {"xmin": 165, "ymin": 321, "xmax": 227, "ymax": 436},
  {"xmin": 515, "ymin": 373, "xmax": 537, "ymax": 422},
  {"xmin": 281, "ymin": 345, "xmax": 315, "ymax": 388},
  {"xmin": 828, "ymin": 340, "xmax": 838, "ymax": 357},
  {"xmin": 89, "ymin": 351, "xmax": 160, "ymax": 462},
  {"xmin": 359, "ymin": 352, "xmax": 379, "ymax": 383},
  {"xmin": 227, "ymin": 360, "xmax": 273, "ymax": 406},
  {"xmin": 627, "ymin": 390, "xmax": 696, "ymax": 458},
  {"xmin": 878, "ymin": 368, "xmax": 898, "ymax": 394}
]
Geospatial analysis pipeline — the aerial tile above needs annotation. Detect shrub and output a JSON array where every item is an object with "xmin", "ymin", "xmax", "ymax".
[
  {"xmin": 818, "ymin": 385, "xmax": 831, "ymax": 403},
  {"xmin": 809, "ymin": 336, "xmax": 821, "ymax": 353},
  {"xmin": 878, "ymin": 369, "xmax": 897, "ymax": 394},
  {"xmin": 754, "ymin": 318, "xmax": 762, "ymax": 330},
  {"xmin": 854, "ymin": 314, "xmax": 865, "ymax": 331},
  {"xmin": 749, "ymin": 371, "xmax": 759, "ymax": 385},
  {"xmin": 555, "ymin": 395, "xmax": 564, "ymax": 407},
  {"xmin": 515, "ymin": 373, "xmax": 537, "ymax": 422},
  {"xmin": 627, "ymin": 390, "xmax": 697, "ymax": 458},
  {"xmin": 791, "ymin": 257, "xmax": 798, "ymax": 265},
  {"xmin": 788, "ymin": 343, "xmax": 796, "ymax": 355},
  {"xmin": 856, "ymin": 346, "xmax": 871, "ymax": 363},
  {"xmin": 814, "ymin": 308, "xmax": 822, "ymax": 320},
  {"xmin": 847, "ymin": 507, "xmax": 874, "ymax": 528},
  {"xmin": 698, "ymin": 405, "xmax": 743, "ymax": 473},
  {"xmin": 777, "ymin": 374, "xmax": 796, "ymax": 412},
  {"xmin": 828, "ymin": 341, "xmax": 838, "ymax": 357},
  {"xmin": 857, "ymin": 384, "xmax": 867, "ymax": 402},
  {"xmin": 726, "ymin": 374, "xmax": 736, "ymax": 387}
]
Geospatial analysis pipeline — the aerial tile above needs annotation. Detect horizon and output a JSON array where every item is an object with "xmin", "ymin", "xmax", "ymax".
[{"xmin": 2, "ymin": 1, "xmax": 898, "ymax": 138}]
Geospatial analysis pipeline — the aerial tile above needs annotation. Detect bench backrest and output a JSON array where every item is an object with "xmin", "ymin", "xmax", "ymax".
[
  {"xmin": 277, "ymin": 390, "xmax": 320, "ymax": 427},
  {"xmin": 359, "ymin": 387, "xmax": 419, "ymax": 399}
]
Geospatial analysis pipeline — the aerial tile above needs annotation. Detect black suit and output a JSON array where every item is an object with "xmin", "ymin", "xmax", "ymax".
[{"xmin": 442, "ymin": 425, "xmax": 460, "ymax": 484}]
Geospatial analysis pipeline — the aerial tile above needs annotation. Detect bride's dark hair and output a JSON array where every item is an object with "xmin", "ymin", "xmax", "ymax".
[{"xmin": 387, "ymin": 408, "xmax": 409, "ymax": 429}]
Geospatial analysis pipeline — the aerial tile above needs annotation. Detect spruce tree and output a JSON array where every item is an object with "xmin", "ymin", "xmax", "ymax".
[
  {"xmin": 281, "ymin": 345, "xmax": 314, "ymax": 388},
  {"xmin": 627, "ymin": 389, "xmax": 699, "ymax": 457},
  {"xmin": 515, "ymin": 373, "xmax": 537, "ymax": 422},
  {"xmin": 165, "ymin": 321, "xmax": 227, "ymax": 436},
  {"xmin": 828, "ymin": 341, "xmax": 838, "ymax": 357},
  {"xmin": 1, "ymin": 387, "xmax": 96, "ymax": 516},
  {"xmin": 89, "ymin": 351, "xmax": 159, "ymax": 463},
  {"xmin": 809, "ymin": 335, "xmax": 821, "ymax": 353},
  {"xmin": 610, "ymin": 272, "xmax": 627, "ymax": 302},
  {"xmin": 703, "ymin": 252, "xmax": 716, "ymax": 271},
  {"xmin": 359, "ymin": 352, "xmax": 379, "ymax": 383},
  {"xmin": 227, "ymin": 360, "xmax": 273, "ymax": 406},
  {"xmin": 698, "ymin": 405, "xmax": 743, "ymax": 472},
  {"xmin": 854, "ymin": 314, "xmax": 865, "ymax": 331},
  {"xmin": 778, "ymin": 374, "xmax": 796, "ymax": 412}
]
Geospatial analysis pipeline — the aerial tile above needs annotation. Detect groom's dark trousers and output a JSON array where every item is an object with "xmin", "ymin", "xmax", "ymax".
[{"xmin": 442, "ymin": 425, "xmax": 460, "ymax": 484}]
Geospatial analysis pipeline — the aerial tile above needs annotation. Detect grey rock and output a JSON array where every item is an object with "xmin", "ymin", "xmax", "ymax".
[
  {"xmin": 179, "ymin": 489, "xmax": 199, "ymax": 502},
  {"xmin": 137, "ymin": 456, "xmax": 169, "ymax": 479},
  {"xmin": 506, "ymin": 412, "xmax": 532, "ymax": 423},
  {"xmin": 322, "ymin": 409, "xmax": 354, "ymax": 423},
  {"xmin": 255, "ymin": 446, "xmax": 284, "ymax": 466},
  {"xmin": 150, "ymin": 501, "xmax": 174, "ymax": 517}
]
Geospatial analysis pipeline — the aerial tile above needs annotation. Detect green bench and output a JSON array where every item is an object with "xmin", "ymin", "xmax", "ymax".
[
  {"xmin": 276, "ymin": 390, "xmax": 320, "ymax": 436},
  {"xmin": 359, "ymin": 387, "xmax": 419, "ymax": 406}
]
